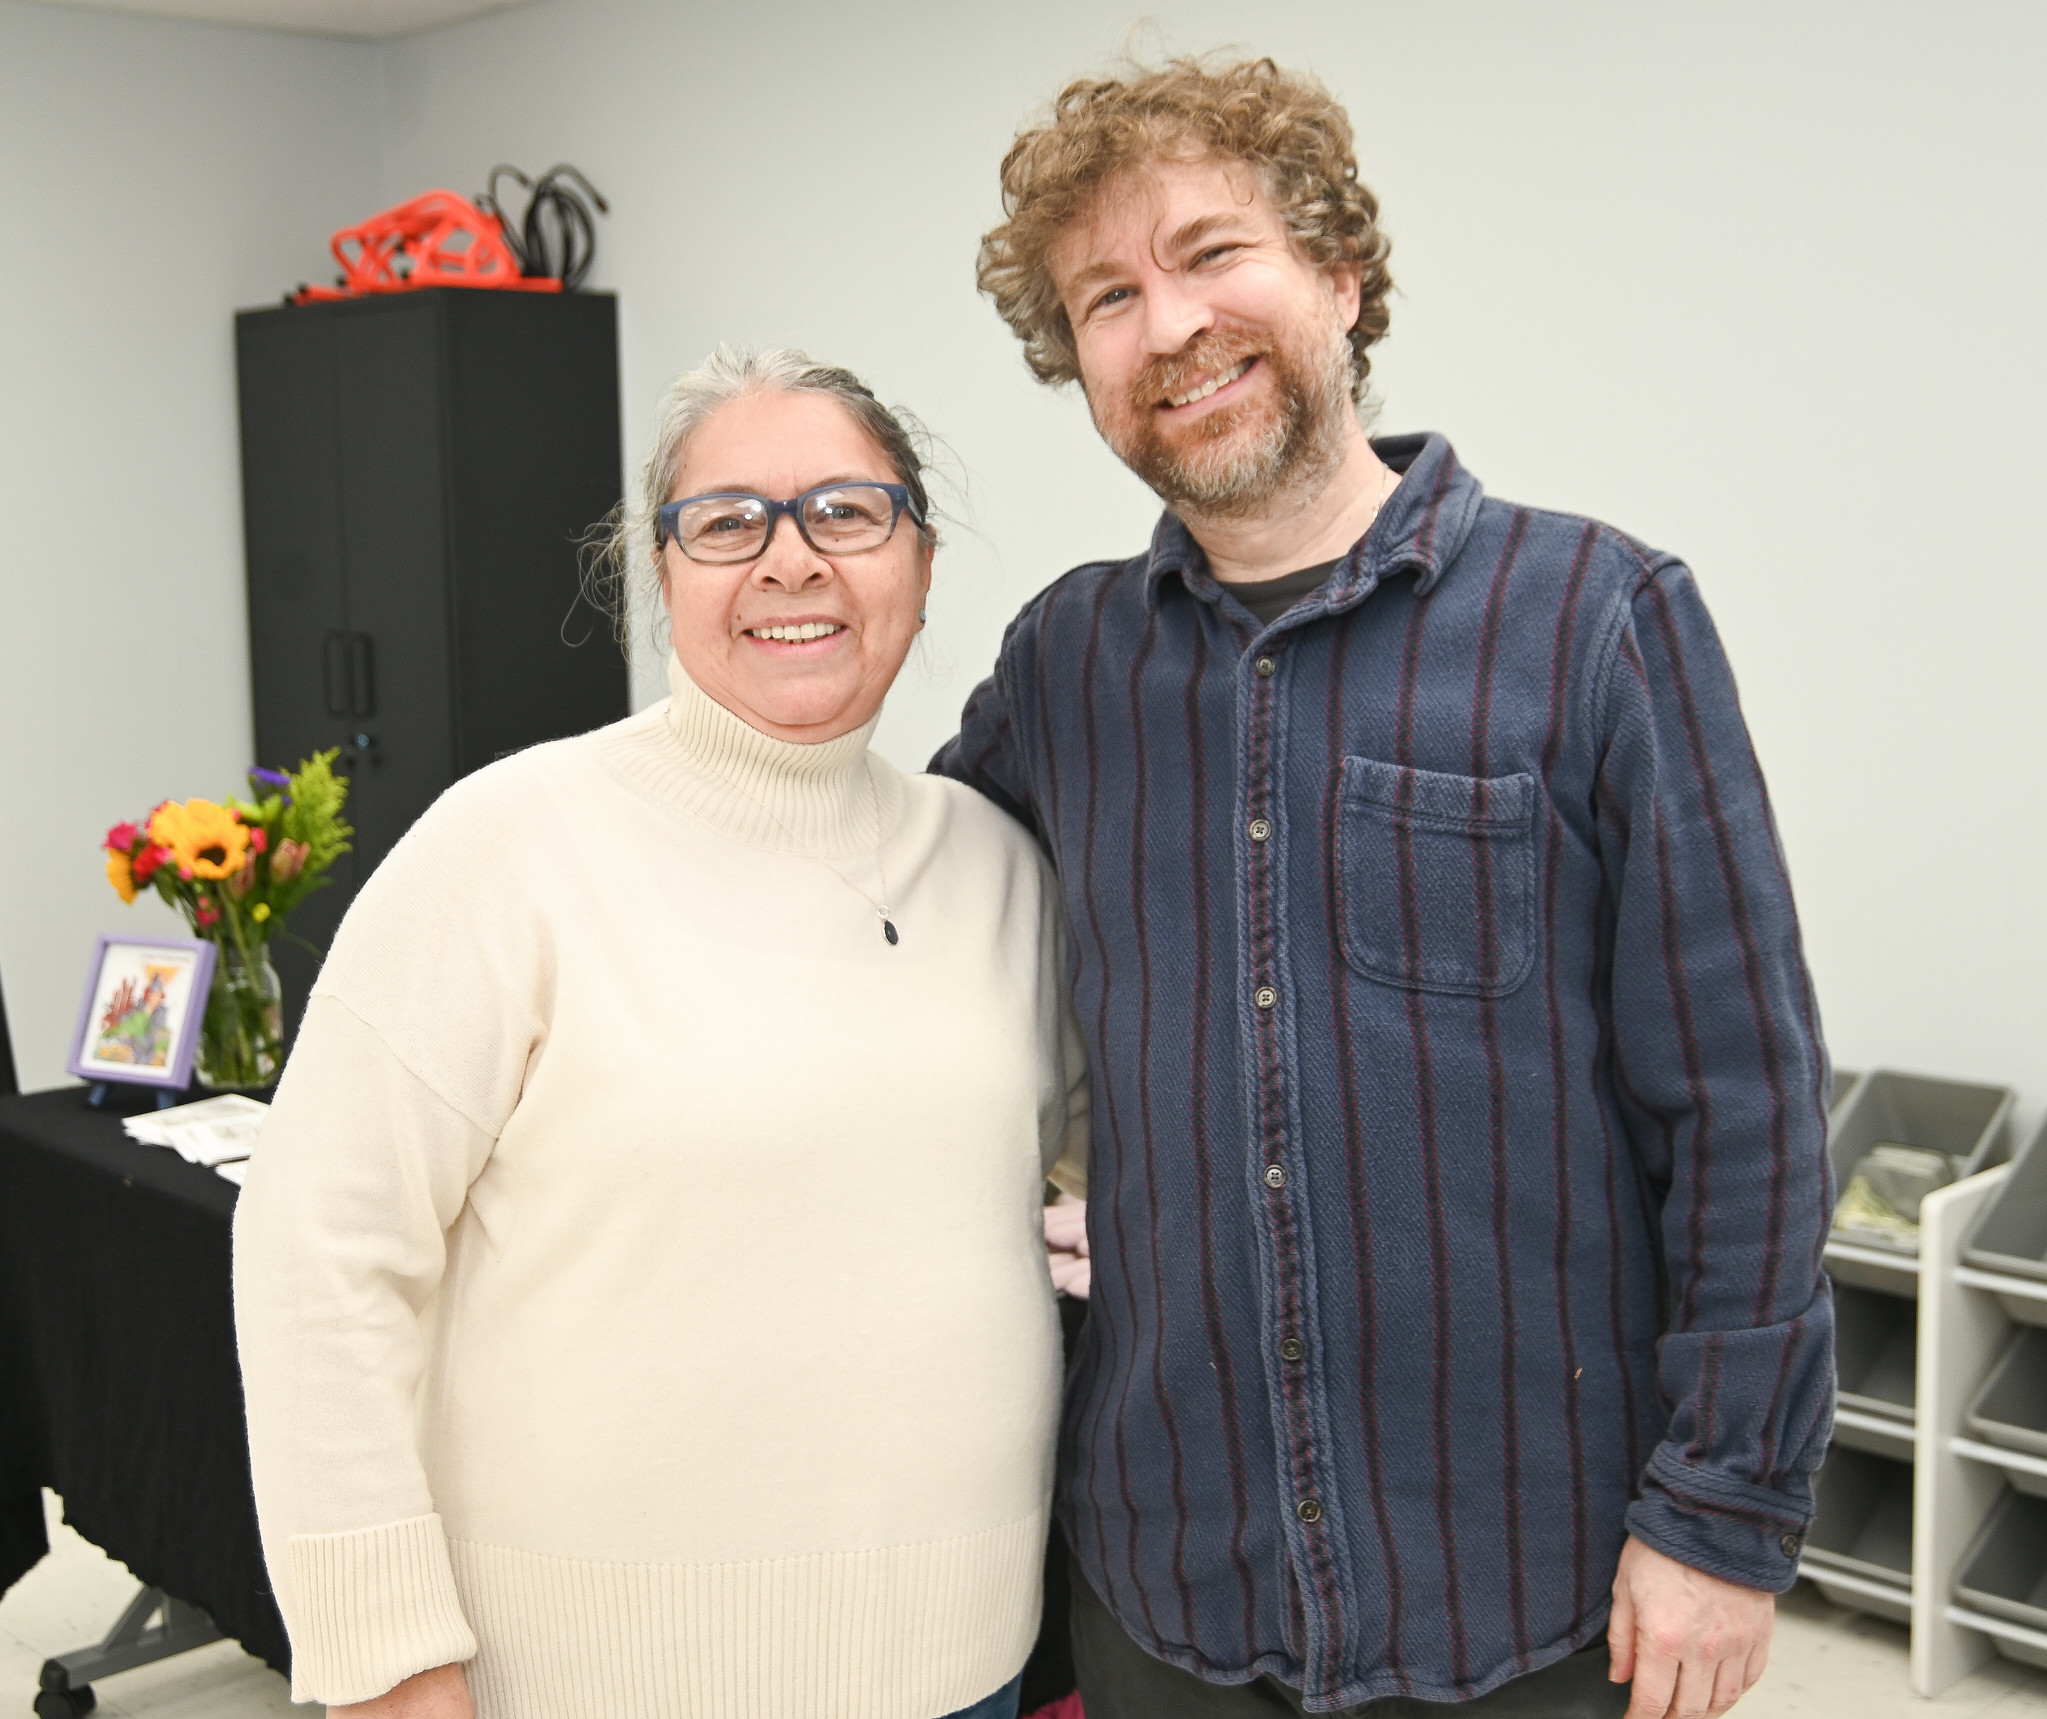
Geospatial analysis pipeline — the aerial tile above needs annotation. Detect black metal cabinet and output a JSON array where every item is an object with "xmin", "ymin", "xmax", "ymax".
[{"xmin": 235, "ymin": 288, "xmax": 627, "ymax": 1021}]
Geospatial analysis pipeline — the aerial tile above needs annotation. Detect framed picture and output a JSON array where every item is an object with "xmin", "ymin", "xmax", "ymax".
[{"xmin": 67, "ymin": 935, "xmax": 216, "ymax": 1092}]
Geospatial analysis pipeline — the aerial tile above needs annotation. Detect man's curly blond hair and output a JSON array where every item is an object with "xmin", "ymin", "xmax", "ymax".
[{"xmin": 977, "ymin": 55, "xmax": 1394, "ymax": 398}]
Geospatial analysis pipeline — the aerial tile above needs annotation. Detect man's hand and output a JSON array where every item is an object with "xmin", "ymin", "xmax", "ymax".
[
  {"xmin": 1045, "ymin": 1191, "xmax": 1090, "ymax": 1298},
  {"xmin": 1608, "ymin": 1535, "xmax": 1774, "ymax": 1718},
  {"xmin": 330, "ymin": 1662, "xmax": 473, "ymax": 1719}
]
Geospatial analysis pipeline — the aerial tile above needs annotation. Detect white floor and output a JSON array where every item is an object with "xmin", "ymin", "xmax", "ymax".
[{"xmin": 4, "ymin": 1492, "xmax": 2047, "ymax": 1718}]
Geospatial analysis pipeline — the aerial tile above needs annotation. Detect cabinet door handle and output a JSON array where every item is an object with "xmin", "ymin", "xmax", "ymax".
[
  {"xmin": 323, "ymin": 633, "xmax": 350, "ymax": 718},
  {"xmin": 349, "ymin": 633, "xmax": 376, "ymax": 718}
]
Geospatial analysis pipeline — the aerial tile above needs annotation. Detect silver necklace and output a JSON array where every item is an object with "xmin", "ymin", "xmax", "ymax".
[{"xmin": 728, "ymin": 759, "xmax": 899, "ymax": 947}]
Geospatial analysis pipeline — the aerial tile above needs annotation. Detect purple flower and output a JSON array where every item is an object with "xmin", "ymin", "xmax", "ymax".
[{"xmin": 248, "ymin": 766, "xmax": 293, "ymax": 804}]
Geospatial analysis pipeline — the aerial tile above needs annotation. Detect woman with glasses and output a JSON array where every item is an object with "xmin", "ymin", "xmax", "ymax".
[{"xmin": 234, "ymin": 348, "xmax": 1087, "ymax": 1719}]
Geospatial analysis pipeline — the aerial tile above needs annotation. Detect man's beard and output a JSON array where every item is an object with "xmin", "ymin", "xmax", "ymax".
[{"xmin": 1092, "ymin": 312, "xmax": 1357, "ymax": 523}]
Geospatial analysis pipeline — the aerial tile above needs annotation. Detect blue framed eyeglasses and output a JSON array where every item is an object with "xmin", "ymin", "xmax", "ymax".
[{"xmin": 656, "ymin": 482, "xmax": 925, "ymax": 564}]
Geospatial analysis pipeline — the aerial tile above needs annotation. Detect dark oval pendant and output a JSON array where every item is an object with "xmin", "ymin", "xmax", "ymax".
[{"xmin": 882, "ymin": 919, "xmax": 900, "ymax": 946}]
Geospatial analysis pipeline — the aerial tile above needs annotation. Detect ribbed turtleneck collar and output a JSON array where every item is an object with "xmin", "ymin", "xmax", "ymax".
[{"xmin": 598, "ymin": 654, "xmax": 895, "ymax": 858}]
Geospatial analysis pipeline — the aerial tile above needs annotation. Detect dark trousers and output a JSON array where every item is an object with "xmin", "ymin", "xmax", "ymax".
[{"xmin": 1069, "ymin": 1558, "xmax": 1631, "ymax": 1717}]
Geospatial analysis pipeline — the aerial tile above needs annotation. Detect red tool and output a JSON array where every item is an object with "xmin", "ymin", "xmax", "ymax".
[{"xmin": 294, "ymin": 190, "xmax": 562, "ymax": 302}]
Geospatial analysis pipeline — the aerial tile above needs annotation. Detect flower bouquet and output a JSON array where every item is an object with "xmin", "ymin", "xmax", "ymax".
[{"xmin": 103, "ymin": 751, "xmax": 352, "ymax": 1089}]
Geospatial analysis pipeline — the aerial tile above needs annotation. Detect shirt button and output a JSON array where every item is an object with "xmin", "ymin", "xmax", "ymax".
[
  {"xmin": 1780, "ymin": 1533, "xmax": 1802, "ymax": 1560},
  {"xmin": 1263, "ymin": 1164, "xmax": 1287, "ymax": 1190},
  {"xmin": 1254, "ymin": 986, "xmax": 1277, "ymax": 1010},
  {"xmin": 1248, "ymin": 818, "xmax": 1272, "ymax": 843},
  {"xmin": 1280, "ymin": 1337, "xmax": 1305, "ymax": 1362},
  {"xmin": 1297, "ymin": 1499, "xmax": 1323, "ymax": 1524},
  {"xmin": 1254, "ymin": 655, "xmax": 1277, "ymax": 678}
]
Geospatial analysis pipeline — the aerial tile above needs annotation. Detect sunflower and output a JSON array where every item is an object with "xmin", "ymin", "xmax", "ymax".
[
  {"xmin": 149, "ymin": 799, "xmax": 250, "ymax": 881},
  {"xmin": 105, "ymin": 850, "xmax": 137, "ymax": 904}
]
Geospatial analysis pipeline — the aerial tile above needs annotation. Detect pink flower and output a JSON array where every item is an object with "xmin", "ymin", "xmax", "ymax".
[
  {"xmin": 131, "ymin": 845, "xmax": 170, "ymax": 885},
  {"xmin": 104, "ymin": 821, "xmax": 141, "ymax": 854},
  {"xmin": 247, "ymin": 827, "xmax": 269, "ymax": 854},
  {"xmin": 193, "ymin": 897, "xmax": 220, "ymax": 928},
  {"xmin": 270, "ymin": 838, "xmax": 308, "ymax": 883},
  {"xmin": 227, "ymin": 854, "xmax": 258, "ymax": 899}
]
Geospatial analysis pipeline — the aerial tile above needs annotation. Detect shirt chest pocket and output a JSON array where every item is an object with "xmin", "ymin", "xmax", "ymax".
[{"xmin": 1336, "ymin": 756, "xmax": 1538, "ymax": 998}]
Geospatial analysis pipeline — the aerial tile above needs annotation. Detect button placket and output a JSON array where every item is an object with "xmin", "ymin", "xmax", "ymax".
[
  {"xmin": 1240, "ymin": 634, "xmax": 1340, "ymax": 1646},
  {"xmin": 1246, "ymin": 668, "xmax": 1290, "ymax": 1218},
  {"xmin": 1246, "ymin": 648, "xmax": 1286, "ymax": 1199}
]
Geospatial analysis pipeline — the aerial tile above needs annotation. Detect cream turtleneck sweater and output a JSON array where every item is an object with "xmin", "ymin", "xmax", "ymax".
[{"xmin": 232, "ymin": 657, "xmax": 1088, "ymax": 1717}]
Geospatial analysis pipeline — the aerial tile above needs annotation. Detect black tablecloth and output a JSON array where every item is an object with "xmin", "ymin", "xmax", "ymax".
[{"xmin": 0, "ymin": 1086, "xmax": 288, "ymax": 1672}]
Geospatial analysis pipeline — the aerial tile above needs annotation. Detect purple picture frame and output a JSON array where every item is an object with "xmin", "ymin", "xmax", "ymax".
[{"xmin": 66, "ymin": 934, "xmax": 217, "ymax": 1092}]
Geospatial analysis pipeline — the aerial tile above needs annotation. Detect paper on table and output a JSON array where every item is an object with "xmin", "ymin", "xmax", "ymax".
[{"xmin": 123, "ymin": 1093, "xmax": 270, "ymax": 1167}]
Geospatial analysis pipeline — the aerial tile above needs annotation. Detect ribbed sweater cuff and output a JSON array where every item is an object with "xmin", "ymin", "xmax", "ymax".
[{"xmin": 286, "ymin": 1512, "xmax": 479, "ymax": 1704}]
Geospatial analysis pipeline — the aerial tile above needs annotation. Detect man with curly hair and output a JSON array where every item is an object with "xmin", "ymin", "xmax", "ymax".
[{"xmin": 933, "ymin": 54, "xmax": 1834, "ymax": 1719}]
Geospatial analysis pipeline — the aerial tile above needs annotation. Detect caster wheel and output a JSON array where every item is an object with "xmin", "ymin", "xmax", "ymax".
[{"xmin": 35, "ymin": 1688, "xmax": 97, "ymax": 1719}]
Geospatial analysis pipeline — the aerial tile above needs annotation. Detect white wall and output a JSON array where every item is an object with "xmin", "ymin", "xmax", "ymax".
[
  {"xmin": 0, "ymin": 1, "xmax": 379, "ymax": 1088},
  {"xmin": 4, "ymin": 0, "xmax": 2043, "ymax": 1126}
]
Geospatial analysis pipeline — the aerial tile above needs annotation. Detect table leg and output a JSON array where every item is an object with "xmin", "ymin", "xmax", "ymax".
[{"xmin": 35, "ymin": 1586, "xmax": 222, "ymax": 1717}]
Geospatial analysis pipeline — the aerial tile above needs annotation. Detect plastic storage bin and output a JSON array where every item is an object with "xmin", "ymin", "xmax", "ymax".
[
  {"xmin": 1953, "ymin": 1489, "xmax": 2047, "ymax": 1668},
  {"xmin": 1828, "ymin": 1070, "xmax": 2014, "ymax": 1282},
  {"xmin": 1965, "ymin": 1115, "xmax": 2047, "ymax": 1305},
  {"xmin": 1965, "ymin": 1327, "xmax": 2047, "ymax": 1495},
  {"xmin": 1804, "ymin": 1446, "xmax": 1913, "ymax": 1622},
  {"xmin": 1833, "ymin": 1285, "xmax": 1916, "ymax": 1459}
]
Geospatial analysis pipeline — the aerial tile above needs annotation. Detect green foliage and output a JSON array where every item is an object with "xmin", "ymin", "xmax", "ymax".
[
  {"xmin": 282, "ymin": 750, "xmax": 353, "ymax": 869},
  {"xmin": 267, "ymin": 748, "xmax": 354, "ymax": 920}
]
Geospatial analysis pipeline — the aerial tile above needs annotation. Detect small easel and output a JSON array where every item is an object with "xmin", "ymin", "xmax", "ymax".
[{"xmin": 85, "ymin": 1082, "xmax": 183, "ymax": 1111}]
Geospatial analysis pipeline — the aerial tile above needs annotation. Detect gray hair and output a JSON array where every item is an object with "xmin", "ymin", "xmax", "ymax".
[{"xmin": 592, "ymin": 346, "xmax": 939, "ymax": 647}]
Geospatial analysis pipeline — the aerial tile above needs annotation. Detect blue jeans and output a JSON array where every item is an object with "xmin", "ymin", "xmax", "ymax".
[{"xmin": 942, "ymin": 1672, "xmax": 1023, "ymax": 1719}]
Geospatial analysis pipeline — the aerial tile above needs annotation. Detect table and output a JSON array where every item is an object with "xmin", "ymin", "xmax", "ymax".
[{"xmin": 0, "ymin": 1086, "xmax": 288, "ymax": 1676}]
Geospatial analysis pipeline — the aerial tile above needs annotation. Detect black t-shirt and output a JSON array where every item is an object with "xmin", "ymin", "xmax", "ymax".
[{"xmin": 1223, "ymin": 558, "xmax": 1341, "ymax": 629}]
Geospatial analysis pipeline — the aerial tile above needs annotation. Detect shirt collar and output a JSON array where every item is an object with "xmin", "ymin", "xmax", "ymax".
[{"xmin": 1141, "ymin": 432, "xmax": 1485, "ymax": 612}]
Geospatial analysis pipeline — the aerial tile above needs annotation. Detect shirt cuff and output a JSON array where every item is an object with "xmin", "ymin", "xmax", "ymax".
[
  {"xmin": 1624, "ymin": 1446, "xmax": 1813, "ymax": 1594},
  {"xmin": 286, "ymin": 1512, "xmax": 479, "ymax": 1704}
]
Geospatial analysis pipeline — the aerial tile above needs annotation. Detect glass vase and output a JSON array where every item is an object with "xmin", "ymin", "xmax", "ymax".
[{"xmin": 196, "ymin": 941, "xmax": 283, "ymax": 1091}]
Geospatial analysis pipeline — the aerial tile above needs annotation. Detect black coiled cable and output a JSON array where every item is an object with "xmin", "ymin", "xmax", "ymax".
[{"xmin": 480, "ymin": 164, "xmax": 609, "ymax": 290}]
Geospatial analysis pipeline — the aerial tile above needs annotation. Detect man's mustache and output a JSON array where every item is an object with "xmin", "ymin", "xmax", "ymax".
[{"xmin": 1131, "ymin": 330, "xmax": 1265, "ymax": 408}]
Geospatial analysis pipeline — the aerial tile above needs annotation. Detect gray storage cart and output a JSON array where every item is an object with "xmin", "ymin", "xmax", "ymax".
[
  {"xmin": 1953, "ymin": 1490, "xmax": 2047, "ymax": 1668},
  {"xmin": 1833, "ymin": 1284, "xmax": 1917, "ymax": 1461},
  {"xmin": 1828, "ymin": 1070, "xmax": 2014, "ymax": 1291},
  {"xmin": 1804, "ymin": 1446, "xmax": 1914, "ymax": 1623},
  {"xmin": 1965, "ymin": 1327, "xmax": 2047, "ymax": 1494},
  {"xmin": 1964, "ymin": 1115, "xmax": 2047, "ymax": 1316}
]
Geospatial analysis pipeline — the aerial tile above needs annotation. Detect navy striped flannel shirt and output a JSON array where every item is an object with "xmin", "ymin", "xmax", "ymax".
[{"xmin": 930, "ymin": 433, "xmax": 1835, "ymax": 1711}]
